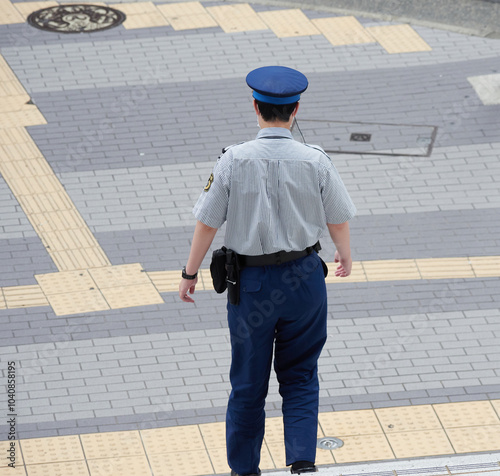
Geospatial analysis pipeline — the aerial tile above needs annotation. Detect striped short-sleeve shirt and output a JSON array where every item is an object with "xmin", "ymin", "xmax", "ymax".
[{"xmin": 193, "ymin": 127, "xmax": 356, "ymax": 256}]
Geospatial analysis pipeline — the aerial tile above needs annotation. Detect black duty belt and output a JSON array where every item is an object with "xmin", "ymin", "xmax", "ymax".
[{"xmin": 239, "ymin": 242, "xmax": 321, "ymax": 267}]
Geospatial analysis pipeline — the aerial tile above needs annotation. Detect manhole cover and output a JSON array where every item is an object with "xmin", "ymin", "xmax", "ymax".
[
  {"xmin": 28, "ymin": 4, "xmax": 126, "ymax": 33},
  {"xmin": 350, "ymin": 133, "xmax": 372, "ymax": 142},
  {"xmin": 292, "ymin": 119, "xmax": 437, "ymax": 157},
  {"xmin": 317, "ymin": 437, "xmax": 344, "ymax": 450}
]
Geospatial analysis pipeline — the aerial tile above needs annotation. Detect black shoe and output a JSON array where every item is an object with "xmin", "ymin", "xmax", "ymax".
[
  {"xmin": 231, "ymin": 470, "xmax": 261, "ymax": 476},
  {"xmin": 291, "ymin": 461, "xmax": 317, "ymax": 474}
]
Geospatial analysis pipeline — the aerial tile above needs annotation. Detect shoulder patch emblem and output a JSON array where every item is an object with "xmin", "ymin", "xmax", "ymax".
[{"xmin": 204, "ymin": 173, "xmax": 214, "ymax": 192}]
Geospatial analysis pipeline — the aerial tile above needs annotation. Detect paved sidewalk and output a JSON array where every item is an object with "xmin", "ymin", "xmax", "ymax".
[{"xmin": 1, "ymin": 0, "xmax": 500, "ymax": 474}]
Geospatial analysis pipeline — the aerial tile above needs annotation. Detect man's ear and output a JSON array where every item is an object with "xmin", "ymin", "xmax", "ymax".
[
  {"xmin": 293, "ymin": 102, "xmax": 300, "ymax": 117},
  {"xmin": 253, "ymin": 99, "xmax": 260, "ymax": 116}
]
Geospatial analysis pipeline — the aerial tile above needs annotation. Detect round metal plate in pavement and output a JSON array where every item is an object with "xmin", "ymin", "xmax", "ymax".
[
  {"xmin": 317, "ymin": 437, "xmax": 344, "ymax": 450},
  {"xmin": 27, "ymin": 4, "xmax": 126, "ymax": 33}
]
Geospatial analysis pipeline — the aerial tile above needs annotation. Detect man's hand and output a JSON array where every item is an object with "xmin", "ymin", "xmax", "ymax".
[
  {"xmin": 334, "ymin": 250, "xmax": 352, "ymax": 277},
  {"xmin": 179, "ymin": 277, "xmax": 198, "ymax": 303}
]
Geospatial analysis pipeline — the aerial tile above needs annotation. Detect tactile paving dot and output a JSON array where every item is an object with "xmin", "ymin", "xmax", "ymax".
[
  {"xmin": 108, "ymin": 1, "xmax": 158, "ymax": 14},
  {"xmin": 20, "ymin": 435, "xmax": 84, "ymax": 465},
  {"xmin": 0, "ymin": 464, "xmax": 27, "ymax": 475},
  {"xmin": 258, "ymin": 9, "xmax": 319, "ymax": 38},
  {"xmin": 122, "ymin": 11, "xmax": 169, "ymax": 29},
  {"xmin": 157, "ymin": 1, "xmax": 218, "ymax": 30},
  {"xmin": 99, "ymin": 283, "xmax": 164, "ymax": 309},
  {"xmin": 332, "ymin": 434, "xmax": 395, "ymax": 463},
  {"xmin": 14, "ymin": 1, "xmax": 58, "ymax": 18},
  {"xmin": 446, "ymin": 425, "xmax": 500, "ymax": 453},
  {"xmin": 266, "ymin": 439, "xmax": 333, "ymax": 468},
  {"xmin": 491, "ymin": 400, "xmax": 500, "ymax": 417},
  {"xmin": 319, "ymin": 409, "xmax": 383, "ymax": 436},
  {"xmin": 206, "ymin": 4, "xmax": 267, "ymax": 33},
  {"xmin": 263, "ymin": 416, "xmax": 285, "ymax": 444},
  {"xmin": 385, "ymin": 429, "xmax": 455, "ymax": 458},
  {"xmin": 366, "ymin": 24, "xmax": 432, "ymax": 54},
  {"xmin": 88, "ymin": 264, "xmax": 150, "ymax": 288},
  {"xmin": 0, "ymin": 440, "xmax": 24, "ymax": 467},
  {"xmin": 375, "ymin": 405, "xmax": 442, "ymax": 432},
  {"xmin": 207, "ymin": 447, "xmax": 232, "ymax": 474},
  {"xmin": 87, "ymin": 455, "xmax": 151, "ymax": 476},
  {"xmin": 315, "ymin": 446, "xmax": 336, "ymax": 465},
  {"xmin": 44, "ymin": 289, "xmax": 110, "ymax": 316},
  {"xmin": 208, "ymin": 444, "xmax": 276, "ymax": 473},
  {"xmin": 266, "ymin": 442, "xmax": 287, "ymax": 469},
  {"xmin": 35, "ymin": 270, "xmax": 96, "ymax": 295},
  {"xmin": 199, "ymin": 422, "xmax": 225, "ymax": 449},
  {"xmin": 433, "ymin": 401, "xmax": 500, "ymax": 428},
  {"xmin": 148, "ymin": 450, "xmax": 213, "ymax": 476},
  {"xmin": 25, "ymin": 460, "xmax": 90, "ymax": 476},
  {"xmin": 312, "ymin": 16, "xmax": 375, "ymax": 46},
  {"xmin": 141, "ymin": 425, "xmax": 205, "ymax": 454},
  {"xmin": 0, "ymin": 2, "xmax": 24, "ymax": 26},
  {"xmin": 263, "ymin": 416, "xmax": 324, "ymax": 445},
  {"xmin": 80, "ymin": 431, "xmax": 144, "ymax": 459}
]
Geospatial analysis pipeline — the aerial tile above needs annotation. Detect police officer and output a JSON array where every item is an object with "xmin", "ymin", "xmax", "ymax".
[{"xmin": 179, "ymin": 66, "xmax": 356, "ymax": 476}]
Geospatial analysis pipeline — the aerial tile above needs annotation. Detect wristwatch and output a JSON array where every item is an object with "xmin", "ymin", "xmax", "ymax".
[{"xmin": 182, "ymin": 267, "xmax": 198, "ymax": 280}]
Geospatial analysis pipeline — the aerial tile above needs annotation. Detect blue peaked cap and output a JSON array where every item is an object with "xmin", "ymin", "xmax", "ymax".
[{"xmin": 246, "ymin": 66, "xmax": 308, "ymax": 105}]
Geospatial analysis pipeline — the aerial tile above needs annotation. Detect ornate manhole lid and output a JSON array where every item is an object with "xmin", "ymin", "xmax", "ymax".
[{"xmin": 27, "ymin": 4, "xmax": 126, "ymax": 33}]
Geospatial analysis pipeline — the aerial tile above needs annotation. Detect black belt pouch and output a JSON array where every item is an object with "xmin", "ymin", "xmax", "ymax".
[
  {"xmin": 210, "ymin": 246, "xmax": 227, "ymax": 293},
  {"xmin": 225, "ymin": 249, "xmax": 240, "ymax": 305},
  {"xmin": 319, "ymin": 256, "xmax": 328, "ymax": 278}
]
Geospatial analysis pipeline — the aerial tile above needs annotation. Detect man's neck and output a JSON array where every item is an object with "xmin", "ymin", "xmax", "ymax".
[{"xmin": 259, "ymin": 120, "xmax": 292, "ymax": 130}]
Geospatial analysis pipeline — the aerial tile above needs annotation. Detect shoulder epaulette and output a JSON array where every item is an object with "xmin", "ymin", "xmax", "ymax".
[{"xmin": 221, "ymin": 141, "xmax": 245, "ymax": 155}]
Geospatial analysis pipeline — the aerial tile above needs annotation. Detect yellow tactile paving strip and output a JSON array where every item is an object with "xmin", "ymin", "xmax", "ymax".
[
  {"xmin": 2, "ymin": 284, "xmax": 49, "ymax": 309},
  {"xmin": 157, "ymin": 2, "xmax": 218, "ymax": 31},
  {"xmin": 111, "ymin": 1, "xmax": 170, "ymax": 30},
  {"xmin": 13, "ymin": 1, "xmax": 57, "ymax": 17},
  {"xmin": 4, "ymin": 0, "xmax": 433, "ymax": 55},
  {"xmin": 0, "ymin": 0, "xmax": 25, "ymax": 24},
  {"xmin": 367, "ymin": 24, "xmax": 432, "ymax": 54},
  {"xmin": 258, "ymin": 9, "xmax": 320, "ymax": 38},
  {"xmin": 6, "ymin": 400, "xmax": 500, "ymax": 475},
  {"xmin": 206, "ymin": 4, "xmax": 268, "ymax": 33},
  {"xmin": 0, "ymin": 57, "xmax": 110, "ymax": 273},
  {"xmin": 0, "ymin": 52, "xmax": 168, "ymax": 314},
  {"xmin": 0, "ymin": 255, "xmax": 498, "ymax": 314},
  {"xmin": 312, "ymin": 16, "xmax": 376, "ymax": 46},
  {"xmin": 33, "ymin": 264, "xmax": 163, "ymax": 315}
]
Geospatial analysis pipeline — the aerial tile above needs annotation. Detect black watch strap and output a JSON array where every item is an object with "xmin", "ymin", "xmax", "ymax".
[{"xmin": 182, "ymin": 267, "xmax": 198, "ymax": 280}]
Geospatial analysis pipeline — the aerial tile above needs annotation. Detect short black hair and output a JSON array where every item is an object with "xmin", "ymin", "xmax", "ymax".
[{"xmin": 255, "ymin": 100, "xmax": 298, "ymax": 122}]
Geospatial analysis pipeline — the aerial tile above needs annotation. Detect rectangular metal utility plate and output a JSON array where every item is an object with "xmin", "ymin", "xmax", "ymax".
[{"xmin": 291, "ymin": 119, "xmax": 437, "ymax": 157}]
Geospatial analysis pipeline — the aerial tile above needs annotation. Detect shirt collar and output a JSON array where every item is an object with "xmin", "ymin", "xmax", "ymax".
[{"xmin": 256, "ymin": 127, "xmax": 293, "ymax": 140}]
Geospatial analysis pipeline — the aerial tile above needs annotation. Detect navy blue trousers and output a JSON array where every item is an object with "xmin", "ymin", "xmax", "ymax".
[{"xmin": 226, "ymin": 252, "xmax": 327, "ymax": 475}]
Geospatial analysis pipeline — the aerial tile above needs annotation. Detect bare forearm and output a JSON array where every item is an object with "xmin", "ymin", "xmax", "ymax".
[
  {"xmin": 185, "ymin": 221, "xmax": 218, "ymax": 275},
  {"xmin": 327, "ymin": 222, "xmax": 351, "ymax": 256}
]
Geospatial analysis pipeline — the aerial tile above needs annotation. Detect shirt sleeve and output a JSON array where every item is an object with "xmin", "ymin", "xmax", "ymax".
[
  {"xmin": 192, "ymin": 153, "xmax": 232, "ymax": 228},
  {"xmin": 319, "ymin": 159, "xmax": 357, "ymax": 224}
]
